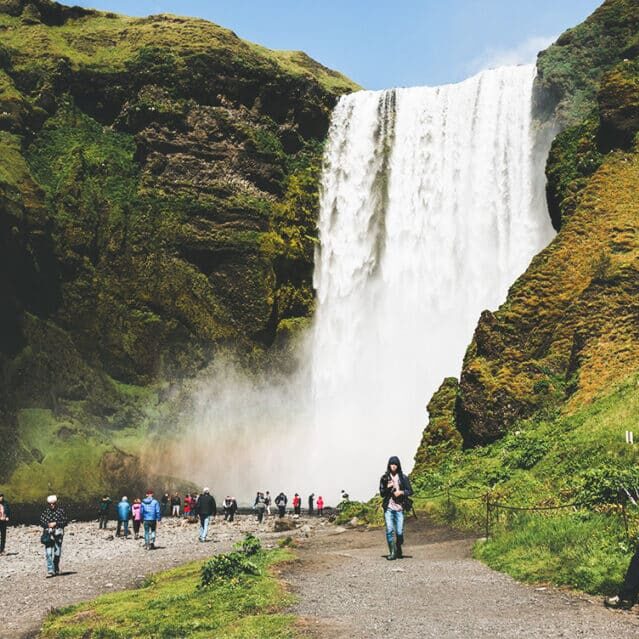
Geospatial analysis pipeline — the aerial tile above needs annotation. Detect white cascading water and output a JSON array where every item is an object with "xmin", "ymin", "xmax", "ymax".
[
  {"xmin": 170, "ymin": 64, "xmax": 555, "ymax": 504},
  {"xmin": 307, "ymin": 64, "xmax": 554, "ymax": 498}
]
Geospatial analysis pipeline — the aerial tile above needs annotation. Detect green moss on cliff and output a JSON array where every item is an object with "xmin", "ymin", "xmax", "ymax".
[
  {"xmin": 0, "ymin": 0, "xmax": 358, "ymax": 499},
  {"xmin": 535, "ymin": 0, "xmax": 639, "ymax": 125}
]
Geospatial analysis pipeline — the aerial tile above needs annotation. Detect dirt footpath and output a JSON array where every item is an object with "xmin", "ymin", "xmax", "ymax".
[{"xmin": 285, "ymin": 518, "xmax": 639, "ymax": 639}]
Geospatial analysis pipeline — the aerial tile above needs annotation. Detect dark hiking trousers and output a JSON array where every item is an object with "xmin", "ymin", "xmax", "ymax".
[
  {"xmin": 0, "ymin": 521, "xmax": 6, "ymax": 552},
  {"xmin": 620, "ymin": 547, "xmax": 639, "ymax": 601}
]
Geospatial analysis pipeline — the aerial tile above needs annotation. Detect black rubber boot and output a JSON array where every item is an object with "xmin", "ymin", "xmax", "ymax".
[
  {"xmin": 386, "ymin": 540, "xmax": 396, "ymax": 560},
  {"xmin": 396, "ymin": 534, "xmax": 404, "ymax": 559}
]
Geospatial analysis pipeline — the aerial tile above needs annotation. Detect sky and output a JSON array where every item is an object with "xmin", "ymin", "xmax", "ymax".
[{"xmin": 72, "ymin": 0, "xmax": 602, "ymax": 90}]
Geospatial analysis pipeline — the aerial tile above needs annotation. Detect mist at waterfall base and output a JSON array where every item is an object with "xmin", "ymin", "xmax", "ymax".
[{"xmin": 171, "ymin": 65, "xmax": 556, "ymax": 505}]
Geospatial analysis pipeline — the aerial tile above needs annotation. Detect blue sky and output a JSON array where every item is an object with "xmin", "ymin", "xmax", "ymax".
[{"xmin": 73, "ymin": 1, "xmax": 602, "ymax": 89}]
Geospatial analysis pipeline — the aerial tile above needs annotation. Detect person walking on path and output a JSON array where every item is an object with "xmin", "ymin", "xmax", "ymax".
[
  {"xmin": 605, "ymin": 547, "xmax": 639, "ymax": 609},
  {"xmin": 316, "ymin": 495, "xmax": 324, "ymax": 517},
  {"xmin": 293, "ymin": 493, "xmax": 301, "ymax": 516},
  {"xmin": 379, "ymin": 455, "xmax": 413, "ymax": 561},
  {"xmin": 40, "ymin": 495, "xmax": 68, "ymax": 577},
  {"xmin": 161, "ymin": 493, "xmax": 170, "ymax": 517},
  {"xmin": 223, "ymin": 496, "xmax": 238, "ymax": 522},
  {"xmin": 171, "ymin": 492, "xmax": 181, "ymax": 517},
  {"xmin": 0, "ymin": 493, "xmax": 11, "ymax": 555},
  {"xmin": 116, "ymin": 496, "xmax": 131, "ymax": 538},
  {"xmin": 254, "ymin": 492, "xmax": 267, "ymax": 523},
  {"xmin": 308, "ymin": 493, "xmax": 314, "ymax": 517},
  {"xmin": 141, "ymin": 490, "xmax": 161, "ymax": 550},
  {"xmin": 98, "ymin": 495, "xmax": 111, "ymax": 529},
  {"xmin": 131, "ymin": 498, "xmax": 142, "ymax": 539},
  {"xmin": 275, "ymin": 492, "xmax": 287, "ymax": 518},
  {"xmin": 196, "ymin": 488, "xmax": 216, "ymax": 542},
  {"xmin": 265, "ymin": 491, "xmax": 272, "ymax": 517}
]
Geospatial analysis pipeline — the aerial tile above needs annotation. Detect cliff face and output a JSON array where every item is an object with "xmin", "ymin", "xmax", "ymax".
[
  {"xmin": 415, "ymin": 0, "xmax": 639, "ymax": 456},
  {"xmin": 0, "ymin": 0, "xmax": 358, "ymax": 499}
]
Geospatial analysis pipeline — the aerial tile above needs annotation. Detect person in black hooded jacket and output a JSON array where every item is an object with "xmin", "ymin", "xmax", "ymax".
[{"xmin": 379, "ymin": 455, "xmax": 412, "ymax": 560}]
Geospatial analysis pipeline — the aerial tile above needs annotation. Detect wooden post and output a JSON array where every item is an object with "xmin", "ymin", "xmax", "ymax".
[{"xmin": 485, "ymin": 492, "xmax": 491, "ymax": 538}]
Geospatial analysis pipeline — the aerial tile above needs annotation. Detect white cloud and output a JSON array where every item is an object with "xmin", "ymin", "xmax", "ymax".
[{"xmin": 468, "ymin": 35, "xmax": 557, "ymax": 75}]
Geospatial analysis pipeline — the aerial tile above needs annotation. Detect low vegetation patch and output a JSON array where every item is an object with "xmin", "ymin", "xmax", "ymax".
[{"xmin": 39, "ymin": 536, "xmax": 296, "ymax": 639}]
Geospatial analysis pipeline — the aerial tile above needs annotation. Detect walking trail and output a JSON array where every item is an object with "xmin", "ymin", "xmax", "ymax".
[
  {"xmin": 2, "ymin": 515, "xmax": 638, "ymax": 638},
  {"xmin": 285, "ymin": 518, "xmax": 639, "ymax": 638}
]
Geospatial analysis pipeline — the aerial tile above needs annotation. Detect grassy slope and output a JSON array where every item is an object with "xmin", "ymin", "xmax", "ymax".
[
  {"xmin": 39, "ymin": 547, "xmax": 296, "ymax": 639},
  {"xmin": 0, "ymin": 10, "xmax": 358, "ymax": 94},
  {"xmin": 413, "ymin": 371, "xmax": 639, "ymax": 594}
]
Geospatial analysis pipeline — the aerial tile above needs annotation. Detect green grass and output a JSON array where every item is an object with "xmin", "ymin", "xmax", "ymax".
[
  {"xmin": 409, "ymin": 371, "xmax": 639, "ymax": 594},
  {"xmin": 39, "ymin": 547, "xmax": 297, "ymax": 639}
]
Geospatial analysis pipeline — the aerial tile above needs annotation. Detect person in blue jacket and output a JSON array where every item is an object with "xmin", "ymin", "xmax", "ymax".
[
  {"xmin": 116, "ymin": 496, "xmax": 132, "ymax": 538},
  {"xmin": 140, "ymin": 489, "xmax": 161, "ymax": 550}
]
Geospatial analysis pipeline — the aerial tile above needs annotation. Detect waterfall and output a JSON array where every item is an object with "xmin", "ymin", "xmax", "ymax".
[
  {"xmin": 172, "ymin": 65, "xmax": 555, "ymax": 504},
  {"xmin": 308, "ymin": 65, "xmax": 554, "ymax": 497}
]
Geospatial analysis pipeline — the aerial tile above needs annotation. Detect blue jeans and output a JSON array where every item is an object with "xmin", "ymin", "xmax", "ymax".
[
  {"xmin": 144, "ymin": 521, "xmax": 157, "ymax": 546},
  {"xmin": 199, "ymin": 514, "xmax": 210, "ymax": 541},
  {"xmin": 45, "ymin": 537, "xmax": 63, "ymax": 574},
  {"xmin": 384, "ymin": 509, "xmax": 404, "ymax": 543}
]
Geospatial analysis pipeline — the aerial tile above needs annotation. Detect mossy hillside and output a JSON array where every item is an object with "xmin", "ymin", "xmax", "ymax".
[
  {"xmin": 411, "ymin": 372, "xmax": 639, "ymax": 594},
  {"xmin": 452, "ymin": 147, "xmax": 639, "ymax": 447},
  {"xmin": 39, "ymin": 547, "xmax": 296, "ymax": 639},
  {"xmin": 535, "ymin": 0, "xmax": 639, "ymax": 126},
  {"xmin": 0, "ymin": 1, "xmax": 358, "ymax": 497}
]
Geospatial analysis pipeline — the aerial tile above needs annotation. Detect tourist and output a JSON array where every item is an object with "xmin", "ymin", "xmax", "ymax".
[
  {"xmin": 0, "ymin": 493, "xmax": 11, "ymax": 555},
  {"xmin": 605, "ymin": 549, "xmax": 639, "ymax": 609},
  {"xmin": 184, "ymin": 493, "xmax": 193, "ymax": 519},
  {"xmin": 131, "ymin": 497, "xmax": 142, "ymax": 539},
  {"xmin": 316, "ymin": 495, "xmax": 324, "ymax": 517},
  {"xmin": 254, "ymin": 492, "xmax": 267, "ymax": 523},
  {"xmin": 275, "ymin": 492, "xmax": 287, "ymax": 518},
  {"xmin": 196, "ymin": 488, "xmax": 216, "ymax": 542},
  {"xmin": 116, "ymin": 496, "xmax": 131, "ymax": 538},
  {"xmin": 98, "ymin": 494, "xmax": 111, "ymax": 529},
  {"xmin": 293, "ymin": 493, "xmax": 301, "ymax": 516},
  {"xmin": 379, "ymin": 455, "xmax": 413, "ymax": 560},
  {"xmin": 223, "ymin": 496, "xmax": 238, "ymax": 522},
  {"xmin": 161, "ymin": 492, "xmax": 170, "ymax": 517},
  {"xmin": 308, "ymin": 493, "xmax": 315, "ymax": 517},
  {"xmin": 265, "ymin": 491, "xmax": 272, "ymax": 517},
  {"xmin": 40, "ymin": 495, "xmax": 67, "ymax": 577},
  {"xmin": 171, "ymin": 492, "xmax": 181, "ymax": 517},
  {"xmin": 141, "ymin": 490, "xmax": 161, "ymax": 550}
]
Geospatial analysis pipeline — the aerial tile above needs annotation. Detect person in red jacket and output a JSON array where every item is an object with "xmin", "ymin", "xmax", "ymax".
[
  {"xmin": 293, "ymin": 493, "xmax": 301, "ymax": 516},
  {"xmin": 316, "ymin": 496, "xmax": 324, "ymax": 517}
]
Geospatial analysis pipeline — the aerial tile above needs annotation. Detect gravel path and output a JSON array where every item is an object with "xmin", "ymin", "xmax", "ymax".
[
  {"xmin": 286, "ymin": 518, "xmax": 639, "ymax": 639},
  {"xmin": 0, "ymin": 514, "xmax": 301, "ymax": 639}
]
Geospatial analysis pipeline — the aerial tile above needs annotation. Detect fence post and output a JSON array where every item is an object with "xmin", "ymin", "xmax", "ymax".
[
  {"xmin": 622, "ymin": 500, "xmax": 630, "ymax": 542},
  {"xmin": 446, "ymin": 484, "xmax": 451, "ymax": 510},
  {"xmin": 485, "ymin": 492, "xmax": 491, "ymax": 538}
]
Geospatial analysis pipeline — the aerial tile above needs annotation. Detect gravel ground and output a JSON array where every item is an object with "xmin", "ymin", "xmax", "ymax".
[
  {"xmin": 285, "ymin": 518, "xmax": 639, "ymax": 639},
  {"xmin": 0, "ymin": 514, "xmax": 304, "ymax": 639}
]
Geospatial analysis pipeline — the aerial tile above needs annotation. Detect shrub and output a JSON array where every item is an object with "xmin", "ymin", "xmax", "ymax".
[
  {"xmin": 235, "ymin": 532, "xmax": 262, "ymax": 556},
  {"xmin": 199, "ymin": 551, "xmax": 259, "ymax": 588}
]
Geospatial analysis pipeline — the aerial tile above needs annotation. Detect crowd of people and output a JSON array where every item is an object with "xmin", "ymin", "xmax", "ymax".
[{"xmin": 0, "ymin": 484, "xmax": 334, "ymax": 578}]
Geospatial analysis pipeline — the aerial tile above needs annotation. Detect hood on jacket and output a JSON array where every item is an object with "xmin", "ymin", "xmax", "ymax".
[{"xmin": 387, "ymin": 455, "xmax": 403, "ymax": 476}]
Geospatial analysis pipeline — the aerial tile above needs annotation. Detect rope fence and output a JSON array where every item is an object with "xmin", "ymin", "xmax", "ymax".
[{"xmin": 412, "ymin": 484, "xmax": 635, "ymax": 540}]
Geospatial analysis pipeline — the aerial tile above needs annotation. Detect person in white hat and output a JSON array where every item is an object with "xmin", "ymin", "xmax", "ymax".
[{"xmin": 39, "ymin": 495, "xmax": 68, "ymax": 577}]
